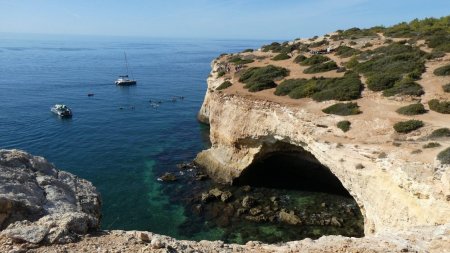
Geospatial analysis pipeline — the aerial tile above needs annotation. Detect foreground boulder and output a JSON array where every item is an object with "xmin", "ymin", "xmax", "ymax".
[{"xmin": 0, "ymin": 149, "xmax": 101, "ymax": 244}]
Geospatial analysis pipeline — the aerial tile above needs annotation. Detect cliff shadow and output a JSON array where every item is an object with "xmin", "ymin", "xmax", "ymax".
[{"xmin": 233, "ymin": 142, "xmax": 351, "ymax": 196}]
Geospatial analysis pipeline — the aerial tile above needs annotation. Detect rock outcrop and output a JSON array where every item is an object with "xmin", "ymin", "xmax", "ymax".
[
  {"xmin": 0, "ymin": 149, "xmax": 101, "ymax": 244},
  {"xmin": 195, "ymin": 57, "xmax": 450, "ymax": 238}
]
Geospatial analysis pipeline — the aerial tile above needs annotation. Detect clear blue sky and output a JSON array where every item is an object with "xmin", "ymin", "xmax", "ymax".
[{"xmin": 1, "ymin": 0, "xmax": 449, "ymax": 40}]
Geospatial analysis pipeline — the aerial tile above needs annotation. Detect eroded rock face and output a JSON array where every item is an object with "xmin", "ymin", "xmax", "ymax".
[
  {"xmin": 195, "ymin": 60, "xmax": 450, "ymax": 236},
  {"xmin": 0, "ymin": 149, "xmax": 101, "ymax": 244}
]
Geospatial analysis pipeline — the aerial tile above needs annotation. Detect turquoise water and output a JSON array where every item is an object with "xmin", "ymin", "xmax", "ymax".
[{"xmin": 0, "ymin": 34, "xmax": 270, "ymax": 236}]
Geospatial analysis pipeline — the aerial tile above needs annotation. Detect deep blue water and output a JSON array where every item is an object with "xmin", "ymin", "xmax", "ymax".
[{"xmin": 0, "ymin": 34, "xmax": 270, "ymax": 237}]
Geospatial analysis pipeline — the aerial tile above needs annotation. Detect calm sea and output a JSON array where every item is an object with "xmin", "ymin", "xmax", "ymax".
[{"xmin": 0, "ymin": 34, "xmax": 270, "ymax": 237}]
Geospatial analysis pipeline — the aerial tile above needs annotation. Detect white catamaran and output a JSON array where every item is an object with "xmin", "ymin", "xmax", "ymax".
[{"xmin": 115, "ymin": 52, "xmax": 137, "ymax": 86}]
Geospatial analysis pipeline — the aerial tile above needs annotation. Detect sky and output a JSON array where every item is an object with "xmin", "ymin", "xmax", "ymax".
[{"xmin": 1, "ymin": 0, "xmax": 449, "ymax": 40}]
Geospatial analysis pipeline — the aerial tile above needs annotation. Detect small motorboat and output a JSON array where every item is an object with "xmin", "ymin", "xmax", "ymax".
[{"xmin": 51, "ymin": 104, "xmax": 72, "ymax": 118}]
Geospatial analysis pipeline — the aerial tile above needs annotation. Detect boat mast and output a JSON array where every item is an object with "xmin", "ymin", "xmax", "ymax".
[{"xmin": 124, "ymin": 51, "xmax": 134, "ymax": 80}]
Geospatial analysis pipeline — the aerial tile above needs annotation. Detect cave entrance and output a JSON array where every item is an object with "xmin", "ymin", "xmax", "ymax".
[{"xmin": 233, "ymin": 142, "xmax": 351, "ymax": 196}]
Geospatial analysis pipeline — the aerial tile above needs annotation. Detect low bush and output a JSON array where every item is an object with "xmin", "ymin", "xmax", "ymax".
[
  {"xmin": 428, "ymin": 99, "xmax": 450, "ymax": 114},
  {"xmin": 272, "ymin": 53, "xmax": 291, "ymax": 61},
  {"xmin": 216, "ymin": 81, "xmax": 232, "ymax": 91},
  {"xmin": 335, "ymin": 46, "xmax": 361, "ymax": 58},
  {"xmin": 423, "ymin": 142, "xmax": 441, "ymax": 149},
  {"xmin": 427, "ymin": 34, "xmax": 450, "ymax": 52},
  {"xmin": 273, "ymin": 72, "xmax": 363, "ymax": 101},
  {"xmin": 246, "ymin": 80, "xmax": 277, "ymax": 92},
  {"xmin": 303, "ymin": 61, "xmax": 338, "ymax": 74},
  {"xmin": 229, "ymin": 56, "xmax": 254, "ymax": 65},
  {"xmin": 429, "ymin": 128, "xmax": 450, "ymax": 139},
  {"xmin": 322, "ymin": 102, "xmax": 361, "ymax": 116},
  {"xmin": 396, "ymin": 103, "xmax": 426, "ymax": 115},
  {"xmin": 337, "ymin": 120, "xmax": 351, "ymax": 132},
  {"xmin": 382, "ymin": 78, "xmax": 424, "ymax": 97},
  {"xmin": 239, "ymin": 65, "xmax": 289, "ymax": 92},
  {"xmin": 437, "ymin": 147, "xmax": 450, "ymax": 164},
  {"xmin": 362, "ymin": 42, "xmax": 373, "ymax": 48},
  {"xmin": 393, "ymin": 120, "xmax": 424, "ymax": 133},
  {"xmin": 427, "ymin": 51, "xmax": 446, "ymax": 59},
  {"xmin": 366, "ymin": 74, "xmax": 401, "ymax": 91},
  {"xmin": 217, "ymin": 71, "xmax": 226, "ymax": 77},
  {"xmin": 293, "ymin": 55, "xmax": 307, "ymax": 63},
  {"xmin": 345, "ymin": 56, "xmax": 359, "ymax": 69},
  {"xmin": 300, "ymin": 55, "xmax": 330, "ymax": 66},
  {"xmin": 434, "ymin": 64, "xmax": 450, "ymax": 76},
  {"xmin": 443, "ymin": 83, "xmax": 450, "ymax": 93},
  {"xmin": 274, "ymin": 79, "xmax": 309, "ymax": 96},
  {"xmin": 242, "ymin": 49, "xmax": 254, "ymax": 53}
]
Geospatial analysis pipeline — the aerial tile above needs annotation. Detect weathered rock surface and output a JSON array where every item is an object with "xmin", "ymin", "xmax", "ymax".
[
  {"xmin": 195, "ymin": 59, "xmax": 450, "ymax": 236},
  {"xmin": 0, "ymin": 149, "xmax": 101, "ymax": 244}
]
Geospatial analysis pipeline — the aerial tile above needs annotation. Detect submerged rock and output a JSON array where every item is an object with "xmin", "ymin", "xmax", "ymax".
[
  {"xmin": 0, "ymin": 149, "xmax": 101, "ymax": 244},
  {"xmin": 278, "ymin": 210, "xmax": 302, "ymax": 225},
  {"xmin": 158, "ymin": 172, "xmax": 177, "ymax": 182}
]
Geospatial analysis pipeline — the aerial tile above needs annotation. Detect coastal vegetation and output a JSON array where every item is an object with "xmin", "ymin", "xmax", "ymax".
[
  {"xmin": 242, "ymin": 49, "xmax": 254, "ymax": 53},
  {"xmin": 274, "ymin": 71, "xmax": 363, "ymax": 101},
  {"xmin": 382, "ymin": 78, "xmax": 424, "ymax": 97},
  {"xmin": 322, "ymin": 102, "xmax": 361, "ymax": 116},
  {"xmin": 437, "ymin": 147, "xmax": 450, "ymax": 164},
  {"xmin": 434, "ymin": 64, "xmax": 450, "ymax": 76},
  {"xmin": 229, "ymin": 56, "xmax": 254, "ymax": 65},
  {"xmin": 335, "ymin": 46, "xmax": 360, "ymax": 58},
  {"xmin": 396, "ymin": 103, "xmax": 426, "ymax": 115},
  {"xmin": 443, "ymin": 83, "xmax": 450, "ymax": 92},
  {"xmin": 423, "ymin": 142, "xmax": 441, "ymax": 149},
  {"xmin": 393, "ymin": 120, "xmax": 424, "ymax": 133},
  {"xmin": 272, "ymin": 53, "xmax": 291, "ymax": 61},
  {"xmin": 217, "ymin": 71, "xmax": 226, "ymax": 77},
  {"xmin": 428, "ymin": 99, "xmax": 450, "ymax": 114},
  {"xmin": 299, "ymin": 55, "xmax": 330, "ymax": 66},
  {"xmin": 303, "ymin": 61, "xmax": 338, "ymax": 74},
  {"xmin": 239, "ymin": 65, "xmax": 289, "ymax": 92},
  {"xmin": 293, "ymin": 55, "xmax": 307, "ymax": 63},
  {"xmin": 429, "ymin": 128, "xmax": 450, "ymax": 139},
  {"xmin": 216, "ymin": 81, "xmax": 232, "ymax": 91},
  {"xmin": 353, "ymin": 43, "xmax": 427, "ymax": 95},
  {"xmin": 337, "ymin": 120, "xmax": 351, "ymax": 132}
]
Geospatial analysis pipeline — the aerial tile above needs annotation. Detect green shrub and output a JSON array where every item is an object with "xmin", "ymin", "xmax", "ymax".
[
  {"xmin": 428, "ymin": 99, "xmax": 450, "ymax": 114},
  {"xmin": 288, "ymin": 80, "xmax": 318, "ymax": 99},
  {"xmin": 434, "ymin": 64, "xmax": 450, "ymax": 76},
  {"xmin": 345, "ymin": 56, "xmax": 359, "ymax": 69},
  {"xmin": 309, "ymin": 39, "xmax": 329, "ymax": 47},
  {"xmin": 293, "ymin": 55, "xmax": 307, "ymax": 63},
  {"xmin": 242, "ymin": 49, "xmax": 254, "ymax": 53},
  {"xmin": 423, "ymin": 142, "xmax": 441, "ymax": 149},
  {"xmin": 355, "ymin": 43, "xmax": 427, "ymax": 88},
  {"xmin": 437, "ymin": 147, "xmax": 450, "ymax": 164},
  {"xmin": 274, "ymin": 79, "xmax": 308, "ymax": 96},
  {"xmin": 335, "ymin": 46, "xmax": 361, "ymax": 58},
  {"xmin": 443, "ymin": 83, "xmax": 450, "ymax": 93},
  {"xmin": 362, "ymin": 42, "xmax": 373, "ymax": 48},
  {"xmin": 382, "ymin": 78, "xmax": 424, "ymax": 97},
  {"xmin": 262, "ymin": 42, "xmax": 282, "ymax": 52},
  {"xmin": 239, "ymin": 65, "xmax": 289, "ymax": 92},
  {"xmin": 273, "ymin": 72, "xmax": 363, "ymax": 101},
  {"xmin": 217, "ymin": 71, "xmax": 226, "ymax": 77},
  {"xmin": 216, "ymin": 81, "xmax": 232, "ymax": 91},
  {"xmin": 311, "ymin": 72, "xmax": 363, "ymax": 101},
  {"xmin": 300, "ymin": 55, "xmax": 330, "ymax": 66},
  {"xmin": 366, "ymin": 74, "xmax": 401, "ymax": 91},
  {"xmin": 303, "ymin": 61, "xmax": 338, "ymax": 74},
  {"xmin": 337, "ymin": 120, "xmax": 351, "ymax": 132},
  {"xmin": 272, "ymin": 53, "xmax": 291, "ymax": 61},
  {"xmin": 429, "ymin": 128, "xmax": 450, "ymax": 139},
  {"xmin": 393, "ymin": 120, "xmax": 424, "ymax": 133},
  {"xmin": 427, "ymin": 51, "xmax": 446, "ymax": 59},
  {"xmin": 246, "ymin": 80, "xmax": 277, "ymax": 92},
  {"xmin": 396, "ymin": 103, "xmax": 426, "ymax": 115},
  {"xmin": 427, "ymin": 35, "xmax": 450, "ymax": 52},
  {"xmin": 229, "ymin": 56, "xmax": 254, "ymax": 65},
  {"xmin": 322, "ymin": 102, "xmax": 361, "ymax": 116}
]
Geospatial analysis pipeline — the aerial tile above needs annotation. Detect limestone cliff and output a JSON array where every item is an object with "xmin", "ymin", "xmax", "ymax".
[{"xmin": 196, "ymin": 58, "xmax": 450, "ymax": 237}]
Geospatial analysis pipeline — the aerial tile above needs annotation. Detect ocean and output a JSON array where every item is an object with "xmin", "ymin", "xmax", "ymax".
[{"xmin": 0, "ymin": 34, "xmax": 270, "ymax": 236}]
